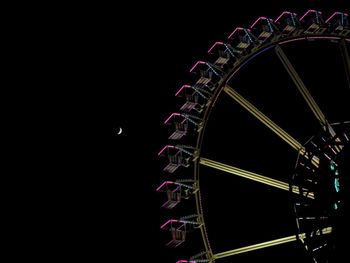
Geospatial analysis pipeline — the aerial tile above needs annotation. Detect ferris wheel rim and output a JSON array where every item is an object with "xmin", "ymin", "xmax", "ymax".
[{"xmin": 194, "ymin": 34, "xmax": 350, "ymax": 263}]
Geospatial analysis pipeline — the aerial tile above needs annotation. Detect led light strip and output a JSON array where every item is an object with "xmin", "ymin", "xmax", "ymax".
[
  {"xmin": 200, "ymin": 158, "xmax": 314, "ymax": 199},
  {"xmin": 213, "ymin": 227, "xmax": 332, "ymax": 259},
  {"xmin": 223, "ymin": 85, "xmax": 319, "ymax": 167},
  {"xmin": 275, "ymin": 45, "xmax": 337, "ymax": 139}
]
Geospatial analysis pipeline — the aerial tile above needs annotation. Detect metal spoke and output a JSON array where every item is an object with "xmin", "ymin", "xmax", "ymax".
[
  {"xmin": 212, "ymin": 227, "xmax": 332, "ymax": 259},
  {"xmin": 200, "ymin": 158, "xmax": 314, "ymax": 199},
  {"xmin": 224, "ymin": 84, "xmax": 319, "ymax": 167},
  {"xmin": 275, "ymin": 45, "xmax": 336, "ymax": 137},
  {"xmin": 223, "ymin": 85, "xmax": 319, "ymax": 167},
  {"xmin": 223, "ymin": 85, "xmax": 303, "ymax": 151}
]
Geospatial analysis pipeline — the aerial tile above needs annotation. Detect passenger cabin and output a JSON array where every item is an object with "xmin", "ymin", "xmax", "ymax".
[
  {"xmin": 274, "ymin": 11, "xmax": 300, "ymax": 35},
  {"xmin": 228, "ymin": 27, "xmax": 256, "ymax": 51},
  {"xmin": 326, "ymin": 12, "xmax": 349, "ymax": 36},
  {"xmin": 158, "ymin": 145, "xmax": 197, "ymax": 173},
  {"xmin": 299, "ymin": 10, "xmax": 326, "ymax": 34},
  {"xmin": 156, "ymin": 181, "xmax": 195, "ymax": 209},
  {"xmin": 175, "ymin": 85, "xmax": 209, "ymax": 113},
  {"xmin": 164, "ymin": 113, "xmax": 202, "ymax": 140},
  {"xmin": 190, "ymin": 61, "xmax": 223, "ymax": 92},
  {"xmin": 207, "ymin": 41, "xmax": 239, "ymax": 69},
  {"xmin": 250, "ymin": 17, "xmax": 278, "ymax": 42},
  {"xmin": 160, "ymin": 218, "xmax": 200, "ymax": 247},
  {"xmin": 160, "ymin": 219, "xmax": 187, "ymax": 247}
]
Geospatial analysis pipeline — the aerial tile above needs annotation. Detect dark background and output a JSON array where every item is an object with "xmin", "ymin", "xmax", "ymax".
[{"xmin": 45, "ymin": 0, "xmax": 349, "ymax": 262}]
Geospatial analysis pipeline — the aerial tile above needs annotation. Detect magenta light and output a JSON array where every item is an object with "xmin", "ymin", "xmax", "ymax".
[
  {"xmin": 329, "ymin": 146, "xmax": 337, "ymax": 156},
  {"xmin": 160, "ymin": 219, "xmax": 177, "ymax": 229},
  {"xmin": 158, "ymin": 145, "xmax": 175, "ymax": 156},
  {"xmin": 325, "ymin": 12, "xmax": 341, "ymax": 23},
  {"xmin": 164, "ymin": 113, "xmax": 181, "ymax": 124},
  {"xmin": 306, "ymin": 36, "xmax": 340, "ymax": 40},
  {"xmin": 274, "ymin": 11, "xmax": 293, "ymax": 23},
  {"xmin": 175, "ymin": 84, "xmax": 191, "ymax": 96},
  {"xmin": 208, "ymin": 41, "xmax": 224, "ymax": 53},
  {"xmin": 279, "ymin": 36, "xmax": 340, "ymax": 44},
  {"xmin": 325, "ymin": 12, "xmax": 348, "ymax": 23},
  {"xmin": 250, "ymin": 17, "xmax": 268, "ymax": 29},
  {"xmin": 226, "ymin": 66, "xmax": 242, "ymax": 83},
  {"xmin": 324, "ymin": 153, "xmax": 331, "ymax": 161},
  {"xmin": 279, "ymin": 37, "xmax": 307, "ymax": 44},
  {"xmin": 156, "ymin": 181, "xmax": 174, "ymax": 192},
  {"xmin": 228, "ymin": 27, "xmax": 244, "ymax": 39},
  {"xmin": 300, "ymin": 9, "xmax": 320, "ymax": 21},
  {"xmin": 190, "ymin": 61, "xmax": 206, "ymax": 73}
]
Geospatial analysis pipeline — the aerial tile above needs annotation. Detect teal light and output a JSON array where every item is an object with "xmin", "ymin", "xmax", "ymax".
[
  {"xmin": 330, "ymin": 161, "xmax": 335, "ymax": 171},
  {"xmin": 334, "ymin": 178, "xmax": 340, "ymax": 193},
  {"xmin": 333, "ymin": 203, "xmax": 338, "ymax": 210}
]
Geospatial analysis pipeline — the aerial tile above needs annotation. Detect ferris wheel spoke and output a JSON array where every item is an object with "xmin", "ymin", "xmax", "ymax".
[
  {"xmin": 223, "ymin": 85, "xmax": 310, "ymax": 153},
  {"xmin": 200, "ymin": 157, "xmax": 314, "ymax": 199},
  {"xmin": 274, "ymin": 45, "xmax": 336, "ymax": 137},
  {"xmin": 223, "ymin": 85, "xmax": 319, "ymax": 166},
  {"xmin": 212, "ymin": 227, "xmax": 332, "ymax": 260},
  {"xmin": 340, "ymin": 38, "xmax": 350, "ymax": 90}
]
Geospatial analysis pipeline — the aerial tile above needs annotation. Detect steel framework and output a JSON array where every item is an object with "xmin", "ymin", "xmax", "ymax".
[{"xmin": 157, "ymin": 10, "xmax": 349, "ymax": 263}]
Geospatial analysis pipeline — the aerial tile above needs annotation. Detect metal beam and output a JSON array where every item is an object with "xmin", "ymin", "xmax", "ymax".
[
  {"xmin": 200, "ymin": 157, "xmax": 314, "ymax": 199},
  {"xmin": 223, "ymin": 85, "xmax": 303, "ymax": 151},
  {"xmin": 212, "ymin": 227, "xmax": 332, "ymax": 259},
  {"xmin": 223, "ymin": 85, "xmax": 319, "ymax": 167},
  {"xmin": 275, "ymin": 45, "xmax": 335, "ymax": 137}
]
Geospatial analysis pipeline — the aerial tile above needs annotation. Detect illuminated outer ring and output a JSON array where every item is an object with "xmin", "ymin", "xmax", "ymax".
[{"xmin": 191, "ymin": 23, "xmax": 350, "ymax": 261}]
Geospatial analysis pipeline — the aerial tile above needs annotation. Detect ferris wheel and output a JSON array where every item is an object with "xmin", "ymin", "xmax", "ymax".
[{"xmin": 157, "ymin": 10, "xmax": 350, "ymax": 263}]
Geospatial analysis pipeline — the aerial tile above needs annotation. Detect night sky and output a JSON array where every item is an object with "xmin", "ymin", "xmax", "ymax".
[{"xmin": 63, "ymin": 1, "xmax": 350, "ymax": 262}]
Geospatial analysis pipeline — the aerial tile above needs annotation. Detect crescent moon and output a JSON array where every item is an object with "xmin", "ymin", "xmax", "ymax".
[{"xmin": 117, "ymin": 127, "xmax": 122, "ymax": 135}]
